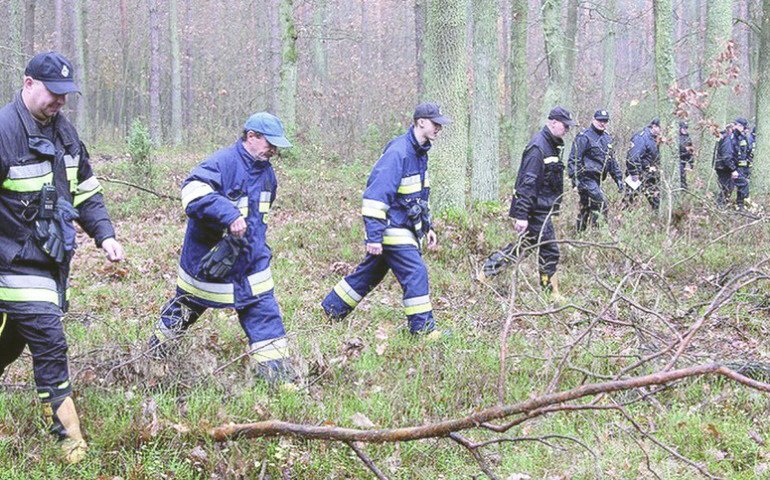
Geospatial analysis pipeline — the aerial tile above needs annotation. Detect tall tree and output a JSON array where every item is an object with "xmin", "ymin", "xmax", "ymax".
[
  {"xmin": 278, "ymin": 0, "xmax": 297, "ymax": 131},
  {"xmin": 54, "ymin": 0, "xmax": 65, "ymax": 51},
  {"xmin": 182, "ymin": 0, "xmax": 193, "ymax": 127},
  {"xmin": 653, "ymin": 0, "xmax": 676, "ymax": 119},
  {"xmin": 509, "ymin": 0, "xmax": 529, "ymax": 169},
  {"xmin": 5, "ymin": 0, "xmax": 24, "ymax": 100},
  {"xmin": 169, "ymin": 0, "xmax": 183, "ymax": 146},
  {"xmin": 470, "ymin": 0, "xmax": 500, "ymax": 202},
  {"xmin": 23, "ymin": 0, "xmax": 35, "ymax": 57},
  {"xmin": 601, "ymin": 0, "xmax": 617, "ymax": 112},
  {"xmin": 415, "ymin": 0, "xmax": 427, "ymax": 99},
  {"xmin": 701, "ymin": 0, "xmax": 733, "ymax": 179},
  {"xmin": 424, "ymin": 0, "xmax": 470, "ymax": 212},
  {"xmin": 268, "ymin": 0, "xmax": 281, "ymax": 114},
  {"xmin": 73, "ymin": 0, "xmax": 90, "ymax": 139},
  {"xmin": 563, "ymin": 0, "xmax": 579, "ymax": 107},
  {"xmin": 148, "ymin": 0, "xmax": 162, "ymax": 145},
  {"xmin": 753, "ymin": 0, "xmax": 770, "ymax": 194},
  {"xmin": 541, "ymin": 0, "xmax": 566, "ymax": 116}
]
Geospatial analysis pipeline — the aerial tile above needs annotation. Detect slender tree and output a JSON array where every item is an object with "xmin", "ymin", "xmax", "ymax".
[
  {"xmin": 509, "ymin": 0, "xmax": 529, "ymax": 170},
  {"xmin": 278, "ymin": 0, "xmax": 297, "ymax": 131},
  {"xmin": 470, "ymin": 0, "xmax": 500, "ymax": 202},
  {"xmin": 169, "ymin": 0, "xmax": 183, "ymax": 146},
  {"xmin": 653, "ymin": 0, "xmax": 676, "ymax": 119},
  {"xmin": 415, "ymin": 0, "xmax": 427, "ymax": 99},
  {"xmin": 73, "ymin": 0, "xmax": 90, "ymax": 140},
  {"xmin": 148, "ymin": 0, "xmax": 162, "ymax": 145},
  {"xmin": 601, "ymin": 0, "xmax": 617, "ymax": 112},
  {"xmin": 753, "ymin": 0, "xmax": 770, "ymax": 194},
  {"xmin": 268, "ymin": 0, "xmax": 281, "ymax": 114},
  {"xmin": 563, "ymin": 0, "xmax": 579, "ymax": 107},
  {"xmin": 54, "ymin": 0, "xmax": 65, "ymax": 51},
  {"xmin": 424, "ymin": 0, "xmax": 470, "ymax": 212},
  {"xmin": 23, "ymin": 0, "xmax": 35, "ymax": 57}
]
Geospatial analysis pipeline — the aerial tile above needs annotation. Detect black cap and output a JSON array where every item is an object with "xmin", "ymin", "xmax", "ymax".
[
  {"xmin": 649, "ymin": 118, "xmax": 660, "ymax": 127},
  {"xmin": 548, "ymin": 106, "xmax": 577, "ymax": 126},
  {"xmin": 734, "ymin": 117, "xmax": 749, "ymax": 128},
  {"xmin": 25, "ymin": 52, "xmax": 79, "ymax": 95},
  {"xmin": 594, "ymin": 110, "xmax": 610, "ymax": 122},
  {"xmin": 679, "ymin": 121, "xmax": 688, "ymax": 129},
  {"xmin": 413, "ymin": 102, "xmax": 452, "ymax": 125}
]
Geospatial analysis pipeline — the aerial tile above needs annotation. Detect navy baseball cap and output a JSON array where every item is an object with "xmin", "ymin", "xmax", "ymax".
[
  {"xmin": 244, "ymin": 112, "xmax": 292, "ymax": 148},
  {"xmin": 650, "ymin": 118, "xmax": 661, "ymax": 127},
  {"xmin": 734, "ymin": 117, "xmax": 749, "ymax": 128},
  {"xmin": 548, "ymin": 106, "xmax": 577, "ymax": 126},
  {"xmin": 413, "ymin": 102, "xmax": 452, "ymax": 125},
  {"xmin": 25, "ymin": 52, "xmax": 80, "ymax": 95},
  {"xmin": 679, "ymin": 121, "xmax": 688, "ymax": 129},
  {"xmin": 594, "ymin": 110, "xmax": 610, "ymax": 122}
]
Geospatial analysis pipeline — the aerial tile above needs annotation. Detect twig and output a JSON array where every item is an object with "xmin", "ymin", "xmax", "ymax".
[
  {"xmin": 97, "ymin": 175, "xmax": 180, "ymax": 201},
  {"xmin": 346, "ymin": 441, "xmax": 390, "ymax": 480}
]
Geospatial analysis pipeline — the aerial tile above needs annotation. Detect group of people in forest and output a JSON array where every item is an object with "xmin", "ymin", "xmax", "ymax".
[{"xmin": 0, "ymin": 51, "xmax": 758, "ymax": 465}]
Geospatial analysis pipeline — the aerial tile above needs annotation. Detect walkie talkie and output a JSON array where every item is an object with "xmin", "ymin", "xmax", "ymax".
[{"xmin": 38, "ymin": 184, "xmax": 57, "ymax": 220}]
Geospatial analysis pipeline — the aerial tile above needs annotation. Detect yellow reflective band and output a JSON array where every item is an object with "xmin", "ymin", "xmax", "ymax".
[
  {"xmin": 176, "ymin": 269, "xmax": 235, "ymax": 304},
  {"xmin": 404, "ymin": 302, "xmax": 432, "ymax": 315},
  {"xmin": 181, "ymin": 181, "xmax": 216, "ymax": 209},
  {"xmin": 38, "ymin": 391, "xmax": 51, "ymax": 399},
  {"xmin": 248, "ymin": 268, "xmax": 275, "ymax": 296},
  {"xmin": 250, "ymin": 337, "xmax": 289, "ymax": 362},
  {"xmin": 0, "ymin": 313, "xmax": 6, "ymax": 338},
  {"xmin": 397, "ymin": 183, "xmax": 421, "ymax": 195},
  {"xmin": 2, "ymin": 173, "xmax": 54, "ymax": 192},
  {"xmin": 0, "ymin": 287, "xmax": 59, "ymax": 304},
  {"xmin": 73, "ymin": 186, "xmax": 103, "ymax": 207},
  {"xmin": 382, "ymin": 228, "xmax": 419, "ymax": 248},
  {"xmin": 543, "ymin": 156, "xmax": 560, "ymax": 164},
  {"xmin": 334, "ymin": 284, "xmax": 359, "ymax": 307},
  {"xmin": 58, "ymin": 380, "xmax": 70, "ymax": 390},
  {"xmin": 361, "ymin": 207, "xmax": 387, "ymax": 219},
  {"xmin": 259, "ymin": 202, "xmax": 270, "ymax": 213}
]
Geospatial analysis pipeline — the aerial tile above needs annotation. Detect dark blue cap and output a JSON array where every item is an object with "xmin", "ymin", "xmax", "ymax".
[
  {"xmin": 413, "ymin": 102, "xmax": 452, "ymax": 125},
  {"xmin": 594, "ymin": 110, "xmax": 610, "ymax": 121},
  {"xmin": 734, "ymin": 117, "xmax": 749, "ymax": 128},
  {"xmin": 548, "ymin": 106, "xmax": 577, "ymax": 126},
  {"xmin": 25, "ymin": 52, "xmax": 79, "ymax": 95},
  {"xmin": 650, "ymin": 118, "xmax": 660, "ymax": 127},
  {"xmin": 679, "ymin": 121, "xmax": 688, "ymax": 129},
  {"xmin": 244, "ymin": 112, "xmax": 292, "ymax": 148}
]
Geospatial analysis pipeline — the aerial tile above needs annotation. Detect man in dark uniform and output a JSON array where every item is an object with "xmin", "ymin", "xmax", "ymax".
[
  {"xmin": 624, "ymin": 118, "xmax": 662, "ymax": 211},
  {"xmin": 714, "ymin": 123, "xmax": 736, "ymax": 208},
  {"xmin": 481, "ymin": 106, "xmax": 575, "ymax": 295},
  {"xmin": 567, "ymin": 109, "xmax": 623, "ymax": 231},
  {"xmin": 0, "ymin": 52, "xmax": 125, "ymax": 463},
  {"xmin": 732, "ymin": 117, "xmax": 751, "ymax": 210},
  {"xmin": 678, "ymin": 121, "xmax": 694, "ymax": 189}
]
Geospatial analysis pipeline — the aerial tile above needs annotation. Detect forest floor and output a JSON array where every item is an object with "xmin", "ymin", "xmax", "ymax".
[{"xmin": 1, "ymin": 143, "xmax": 770, "ymax": 479}]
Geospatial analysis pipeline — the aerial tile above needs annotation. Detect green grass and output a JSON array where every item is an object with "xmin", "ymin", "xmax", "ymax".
[{"xmin": 1, "ymin": 146, "xmax": 770, "ymax": 479}]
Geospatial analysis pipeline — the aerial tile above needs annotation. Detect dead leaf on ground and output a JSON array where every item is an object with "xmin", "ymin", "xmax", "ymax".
[{"xmin": 350, "ymin": 412, "xmax": 376, "ymax": 429}]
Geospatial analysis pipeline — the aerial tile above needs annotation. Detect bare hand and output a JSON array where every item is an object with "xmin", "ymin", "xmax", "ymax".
[
  {"xmin": 426, "ymin": 230, "xmax": 438, "ymax": 250},
  {"xmin": 229, "ymin": 216, "xmax": 247, "ymax": 238},
  {"xmin": 366, "ymin": 242, "xmax": 383, "ymax": 256},
  {"xmin": 513, "ymin": 219, "xmax": 528, "ymax": 235},
  {"xmin": 101, "ymin": 237, "xmax": 125, "ymax": 262},
  {"xmin": 731, "ymin": 171, "xmax": 739, "ymax": 179}
]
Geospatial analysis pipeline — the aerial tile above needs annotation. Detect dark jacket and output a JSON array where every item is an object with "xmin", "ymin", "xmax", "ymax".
[
  {"xmin": 567, "ymin": 124, "xmax": 622, "ymax": 187},
  {"xmin": 509, "ymin": 126, "xmax": 565, "ymax": 219},
  {"xmin": 626, "ymin": 127, "xmax": 660, "ymax": 177},
  {"xmin": 177, "ymin": 140, "xmax": 277, "ymax": 308},
  {"xmin": 0, "ymin": 92, "xmax": 115, "ymax": 314},
  {"xmin": 713, "ymin": 130, "xmax": 735, "ymax": 171},
  {"xmin": 360, "ymin": 126, "xmax": 431, "ymax": 249},
  {"xmin": 732, "ymin": 130, "xmax": 750, "ymax": 167},
  {"xmin": 679, "ymin": 132, "xmax": 693, "ymax": 166}
]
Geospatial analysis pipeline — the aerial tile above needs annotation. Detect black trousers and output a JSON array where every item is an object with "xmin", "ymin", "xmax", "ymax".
[
  {"xmin": 576, "ymin": 176, "xmax": 609, "ymax": 232},
  {"xmin": 0, "ymin": 312, "xmax": 71, "ymax": 401},
  {"xmin": 522, "ymin": 212, "xmax": 560, "ymax": 276},
  {"xmin": 716, "ymin": 168, "xmax": 734, "ymax": 207}
]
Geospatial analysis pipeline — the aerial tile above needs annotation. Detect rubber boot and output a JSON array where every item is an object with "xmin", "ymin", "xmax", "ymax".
[
  {"xmin": 249, "ymin": 343, "xmax": 298, "ymax": 391},
  {"xmin": 480, "ymin": 243, "xmax": 516, "ymax": 278},
  {"xmin": 540, "ymin": 273, "xmax": 563, "ymax": 301},
  {"xmin": 43, "ymin": 396, "xmax": 88, "ymax": 464}
]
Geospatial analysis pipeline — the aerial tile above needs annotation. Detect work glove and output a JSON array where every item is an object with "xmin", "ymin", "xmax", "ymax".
[
  {"xmin": 199, "ymin": 234, "xmax": 247, "ymax": 280},
  {"xmin": 35, "ymin": 219, "xmax": 66, "ymax": 264},
  {"xmin": 55, "ymin": 200, "xmax": 80, "ymax": 254}
]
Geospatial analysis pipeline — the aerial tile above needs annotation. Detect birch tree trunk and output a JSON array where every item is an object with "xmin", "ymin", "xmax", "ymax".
[
  {"xmin": 424, "ymin": 0, "xmax": 470, "ymax": 212},
  {"xmin": 470, "ymin": 0, "xmax": 500, "ymax": 202},
  {"xmin": 753, "ymin": 0, "xmax": 770, "ymax": 194},
  {"xmin": 23, "ymin": 0, "xmax": 35, "ymax": 57},
  {"xmin": 509, "ymin": 0, "xmax": 529, "ymax": 170}
]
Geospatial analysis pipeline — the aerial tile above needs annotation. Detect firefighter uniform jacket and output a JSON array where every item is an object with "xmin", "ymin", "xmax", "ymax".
[
  {"xmin": 360, "ymin": 126, "xmax": 431, "ymax": 249},
  {"xmin": 626, "ymin": 127, "xmax": 660, "ymax": 177},
  {"xmin": 0, "ymin": 92, "xmax": 114, "ymax": 314},
  {"xmin": 177, "ymin": 140, "xmax": 277, "ymax": 309},
  {"xmin": 510, "ymin": 126, "xmax": 566, "ymax": 220},
  {"xmin": 567, "ymin": 124, "xmax": 622, "ymax": 187}
]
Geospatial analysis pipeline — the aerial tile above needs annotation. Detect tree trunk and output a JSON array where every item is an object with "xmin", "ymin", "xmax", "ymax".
[
  {"xmin": 5, "ymin": 0, "xmax": 24, "ymax": 100},
  {"xmin": 701, "ymin": 0, "xmax": 733, "ymax": 180},
  {"xmin": 540, "ymin": 0, "xmax": 566, "ymax": 117},
  {"xmin": 182, "ymin": 0, "xmax": 193, "ymax": 127},
  {"xmin": 278, "ymin": 0, "xmax": 297, "ymax": 132},
  {"xmin": 169, "ymin": 0, "xmax": 183, "ymax": 146},
  {"xmin": 268, "ymin": 0, "xmax": 281, "ymax": 114},
  {"xmin": 424, "ymin": 0, "xmax": 470, "ymax": 212},
  {"xmin": 148, "ymin": 0, "xmax": 162, "ymax": 145},
  {"xmin": 654, "ymin": 0, "xmax": 676, "ymax": 120},
  {"xmin": 23, "ymin": 0, "xmax": 35, "ymax": 57},
  {"xmin": 509, "ymin": 0, "xmax": 529, "ymax": 171},
  {"xmin": 415, "ymin": 0, "xmax": 427, "ymax": 99},
  {"xmin": 601, "ymin": 0, "xmax": 617, "ymax": 112},
  {"xmin": 73, "ymin": 0, "xmax": 89, "ymax": 140},
  {"xmin": 753, "ymin": 0, "xmax": 770, "ymax": 194},
  {"xmin": 54, "ymin": 0, "xmax": 64, "ymax": 51},
  {"xmin": 470, "ymin": 0, "xmax": 500, "ymax": 202},
  {"xmin": 563, "ymin": 0, "xmax": 579, "ymax": 107}
]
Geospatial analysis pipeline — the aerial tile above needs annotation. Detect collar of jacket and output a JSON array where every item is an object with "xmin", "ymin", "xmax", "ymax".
[
  {"xmin": 407, "ymin": 126, "xmax": 431, "ymax": 156},
  {"xmin": 589, "ymin": 124, "xmax": 606, "ymax": 136},
  {"xmin": 13, "ymin": 91, "xmax": 60, "ymax": 141},
  {"xmin": 540, "ymin": 125, "xmax": 564, "ymax": 149},
  {"xmin": 236, "ymin": 139, "xmax": 270, "ymax": 174}
]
